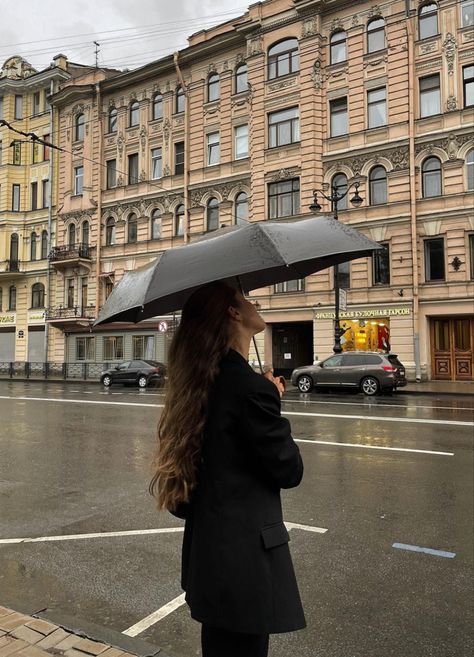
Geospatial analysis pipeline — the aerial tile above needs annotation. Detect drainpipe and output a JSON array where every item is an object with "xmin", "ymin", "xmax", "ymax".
[
  {"xmin": 174, "ymin": 52, "xmax": 190, "ymax": 243},
  {"xmin": 406, "ymin": 3, "xmax": 422, "ymax": 381},
  {"xmin": 95, "ymin": 82, "xmax": 103, "ymax": 318},
  {"xmin": 44, "ymin": 79, "xmax": 54, "ymax": 363}
]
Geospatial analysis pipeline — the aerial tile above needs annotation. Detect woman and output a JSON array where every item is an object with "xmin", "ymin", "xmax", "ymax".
[{"xmin": 149, "ymin": 281, "xmax": 305, "ymax": 657}]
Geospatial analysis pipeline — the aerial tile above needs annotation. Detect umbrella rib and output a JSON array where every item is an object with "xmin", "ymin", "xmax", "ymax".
[{"xmin": 258, "ymin": 223, "xmax": 288, "ymax": 267}]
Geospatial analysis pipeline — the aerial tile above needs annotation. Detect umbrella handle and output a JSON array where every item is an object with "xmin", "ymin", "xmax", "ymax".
[{"xmin": 237, "ymin": 277, "xmax": 264, "ymax": 374}]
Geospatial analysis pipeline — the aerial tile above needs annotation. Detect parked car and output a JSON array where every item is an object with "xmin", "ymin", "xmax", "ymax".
[
  {"xmin": 100, "ymin": 360, "xmax": 166, "ymax": 389},
  {"xmin": 290, "ymin": 352, "xmax": 407, "ymax": 396}
]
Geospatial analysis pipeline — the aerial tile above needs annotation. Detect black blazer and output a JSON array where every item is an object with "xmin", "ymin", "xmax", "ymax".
[{"xmin": 174, "ymin": 348, "xmax": 306, "ymax": 635}]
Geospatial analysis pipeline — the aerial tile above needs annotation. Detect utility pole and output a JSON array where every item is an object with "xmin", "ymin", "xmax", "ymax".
[{"xmin": 94, "ymin": 41, "xmax": 100, "ymax": 68}]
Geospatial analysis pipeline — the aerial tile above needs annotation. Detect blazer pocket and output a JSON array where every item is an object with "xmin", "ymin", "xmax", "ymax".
[{"xmin": 261, "ymin": 522, "xmax": 290, "ymax": 549}]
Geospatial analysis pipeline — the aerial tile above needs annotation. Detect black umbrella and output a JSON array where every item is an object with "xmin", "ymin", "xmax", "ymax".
[{"xmin": 94, "ymin": 215, "xmax": 382, "ymax": 326}]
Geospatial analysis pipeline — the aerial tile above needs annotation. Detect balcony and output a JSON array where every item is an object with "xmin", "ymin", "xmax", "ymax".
[
  {"xmin": 46, "ymin": 304, "xmax": 96, "ymax": 329},
  {"xmin": 0, "ymin": 260, "xmax": 23, "ymax": 278},
  {"xmin": 49, "ymin": 243, "xmax": 92, "ymax": 270}
]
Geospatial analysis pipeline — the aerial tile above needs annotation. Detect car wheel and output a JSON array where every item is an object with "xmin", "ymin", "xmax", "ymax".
[
  {"xmin": 102, "ymin": 375, "xmax": 112, "ymax": 387},
  {"xmin": 297, "ymin": 374, "xmax": 313, "ymax": 393},
  {"xmin": 361, "ymin": 376, "xmax": 379, "ymax": 396},
  {"xmin": 138, "ymin": 375, "xmax": 148, "ymax": 389}
]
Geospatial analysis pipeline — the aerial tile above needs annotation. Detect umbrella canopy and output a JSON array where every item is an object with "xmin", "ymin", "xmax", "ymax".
[{"xmin": 93, "ymin": 215, "xmax": 382, "ymax": 326}]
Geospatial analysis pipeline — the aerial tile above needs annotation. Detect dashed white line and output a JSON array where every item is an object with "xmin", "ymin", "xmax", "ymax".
[
  {"xmin": 294, "ymin": 438, "xmax": 453, "ymax": 456},
  {"xmin": 122, "ymin": 594, "xmax": 187, "ymax": 636},
  {"xmin": 282, "ymin": 398, "xmax": 474, "ymax": 413},
  {"xmin": 0, "ymin": 527, "xmax": 185, "ymax": 545}
]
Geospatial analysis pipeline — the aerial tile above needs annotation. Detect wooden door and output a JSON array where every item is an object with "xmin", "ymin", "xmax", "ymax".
[{"xmin": 431, "ymin": 318, "xmax": 474, "ymax": 381}]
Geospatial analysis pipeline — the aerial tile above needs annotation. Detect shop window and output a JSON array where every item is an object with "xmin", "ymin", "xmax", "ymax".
[
  {"xmin": 367, "ymin": 18, "xmax": 385, "ymax": 53},
  {"xmin": 104, "ymin": 336, "xmax": 123, "ymax": 361},
  {"xmin": 332, "ymin": 173, "xmax": 348, "ymax": 210},
  {"xmin": 339, "ymin": 319, "xmax": 390, "ymax": 352},
  {"xmin": 268, "ymin": 38, "xmax": 299, "ymax": 79},
  {"xmin": 425, "ymin": 237, "xmax": 445, "ymax": 281},
  {"xmin": 373, "ymin": 243, "xmax": 390, "ymax": 285},
  {"xmin": 330, "ymin": 31, "xmax": 347, "ymax": 64},
  {"xmin": 76, "ymin": 337, "xmax": 95, "ymax": 361},
  {"xmin": 419, "ymin": 3, "xmax": 438, "ymax": 39}
]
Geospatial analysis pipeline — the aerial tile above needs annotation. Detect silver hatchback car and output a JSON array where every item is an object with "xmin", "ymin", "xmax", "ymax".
[{"xmin": 291, "ymin": 352, "xmax": 407, "ymax": 396}]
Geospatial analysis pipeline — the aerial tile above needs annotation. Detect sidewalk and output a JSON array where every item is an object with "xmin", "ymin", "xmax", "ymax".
[
  {"xmin": 0, "ymin": 607, "xmax": 168, "ymax": 657},
  {"xmin": 401, "ymin": 380, "xmax": 474, "ymax": 396}
]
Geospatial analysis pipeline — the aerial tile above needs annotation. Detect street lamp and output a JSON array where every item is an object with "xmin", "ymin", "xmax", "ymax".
[{"xmin": 310, "ymin": 181, "xmax": 363, "ymax": 354}]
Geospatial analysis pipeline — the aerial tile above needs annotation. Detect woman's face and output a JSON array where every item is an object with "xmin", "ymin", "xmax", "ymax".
[{"xmin": 231, "ymin": 291, "xmax": 266, "ymax": 335}]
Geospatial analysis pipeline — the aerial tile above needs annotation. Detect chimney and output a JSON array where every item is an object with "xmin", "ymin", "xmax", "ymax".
[{"xmin": 52, "ymin": 54, "xmax": 68, "ymax": 71}]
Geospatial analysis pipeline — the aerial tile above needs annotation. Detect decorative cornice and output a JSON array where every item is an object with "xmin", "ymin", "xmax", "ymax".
[{"xmin": 189, "ymin": 178, "xmax": 251, "ymax": 208}]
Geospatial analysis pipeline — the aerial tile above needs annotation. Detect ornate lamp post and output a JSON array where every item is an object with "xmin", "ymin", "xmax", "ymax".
[{"xmin": 310, "ymin": 181, "xmax": 363, "ymax": 353}]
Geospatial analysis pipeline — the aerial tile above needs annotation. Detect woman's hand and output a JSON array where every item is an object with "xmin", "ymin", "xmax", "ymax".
[{"xmin": 263, "ymin": 369, "xmax": 286, "ymax": 398}]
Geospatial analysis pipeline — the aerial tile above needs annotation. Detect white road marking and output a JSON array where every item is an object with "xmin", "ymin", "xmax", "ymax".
[
  {"xmin": 392, "ymin": 542, "xmax": 456, "ymax": 558},
  {"xmin": 0, "ymin": 527, "xmax": 185, "ymax": 545},
  {"xmin": 122, "ymin": 594, "xmax": 187, "ymax": 636},
  {"xmin": 282, "ymin": 398, "xmax": 474, "ymax": 412},
  {"xmin": 295, "ymin": 438, "xmax": 453, "ymax": 456},
  {"xmin": 285, "ymin": 522, "xmax": 327, "ymax": 533}
]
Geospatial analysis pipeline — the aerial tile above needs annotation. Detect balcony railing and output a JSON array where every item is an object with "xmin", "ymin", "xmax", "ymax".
[
  {"xmin": 49, "ymin": 243, "xmax": 91, "ymax": 262},
  {"xmin": 46, "ymin": 304, "xmax": 96, "ymax": 320}
]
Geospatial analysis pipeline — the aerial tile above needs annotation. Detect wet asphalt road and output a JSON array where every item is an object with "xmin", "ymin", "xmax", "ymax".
[{"xmin": 0, "ymin": 380, "xmax": 473, "ymax": 657}]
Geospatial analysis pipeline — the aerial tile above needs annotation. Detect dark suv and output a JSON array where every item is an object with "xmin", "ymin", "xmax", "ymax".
[
  {"xmin": 291, "ymin": 352, "xmax": 407, "ymax": 395},
  {"xmin": 100, "ymin": 360, "xmax": 166, "ymax": 389}
]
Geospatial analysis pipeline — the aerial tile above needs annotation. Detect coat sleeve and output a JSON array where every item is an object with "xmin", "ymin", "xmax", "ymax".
[{"xmin": 242, "ymin": 377, "xmax": 303, "ymax": 489}]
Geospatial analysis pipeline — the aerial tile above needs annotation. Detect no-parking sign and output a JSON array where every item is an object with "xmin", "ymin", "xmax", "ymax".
[{"xmin": 158, "ymin": 321, "xmax": 168, "ymax": 333}]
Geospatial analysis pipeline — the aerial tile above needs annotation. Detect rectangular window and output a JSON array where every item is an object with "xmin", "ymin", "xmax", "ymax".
[
  {"xmin": 12, "ymin": 141, "xmax": 21, "ymax": 165},
  {"xmin": 373, "ymin": 243, "xmax": 390, "ymax": 285},
  {"xmin": 104, "ymin": 336, "xmax": 124, "ymax": 361},
  {"xmin": 67, "ymin": 278, "xmax": 75, "ymax": 308},
  {"xmin": 425, "ymin": 238, "xmax": 445, "ymax": 281},
  {"xmin": 268, "ymin": 107, "xmax": 300, "ymax": 148},
  {"xmin": 106, "ymin": 159, "xmax": 116, "ymax": 189},
  {"xmin": 43, "ymin": 134, "xmax": 50, "ymax": 161},
  {"xmin": 42, "ymin": 179, "xmax": 50, "ymax": 208},
  {"xmin": 32, "ymin": 141, "xmax": 40, "ymax": 164},
  {"xmin": 367, "ymin": 87, "xmax": 387, "ymax": 128},
  {"xmin": 14, "ymin": 95, "xmax": 23, "ymax": 119},
  {"xmin": 0, "ymin": 96, "xmax": 3, "ymax": 119},
  {"xmin": 74, "ymin": 165, "xmax": 84, "ymax": 195},
  {"xmin": 420, "ymin": 74, "xmax": 441, "ymax": 117},
  {"xmin": 33, "ymin": 91, "xmax": 41, "ymax": 116},
  {"xmin": 463, "ymin": 64, "xmax": 474, "ymax": 108},
  {"xmin": 330, "ymin": 97, "xmax": 348, "ymax": 137},
  {"xmin": 151, "ymin": 147, "xmax": 162, "ymax": 179},
  {"xmin": 234, "ymin": 124, "xmax": 249, "ymax": 159},
  {"xmin": 274, "ymin": 279, "xmax": 305, "ymax": 293},
  {"xmin": 207, "ymin": 132, "xmax": 220, "ymax": 166},
  {"xmin": 461, "ymin": 0, "xmax": 474, "ymax": 27},
  {"xmin": 336, "ymin": 261, "xmax": 351, "ymax": 289},
  {"xmin": 76, "ymin": 337, "xmax": 95, "ymax": 361},
  {"xmin": 12, "ymin": 184, "xmax": 20, "ymax": 211},
  {"xmin": 128, "ymin": 153, "xmax": 139, "ymax": 184},
  {"xmin": 470, "ymin": 234, "xmax": 474, "ymax": 280},
  {"xmin": 268, "ymin": 178, "xmax": 300, "ymax": 219},
  {"xmin": 31, "ymin": 182, "xmax": 38, "ymax": 211},
  {"xmin": 132, "ymin": 335, "xmax": 154, "ymax": 359},
  {"xmin": 175, "ymin": 141, "xmax": 184, "ymax": 175}
]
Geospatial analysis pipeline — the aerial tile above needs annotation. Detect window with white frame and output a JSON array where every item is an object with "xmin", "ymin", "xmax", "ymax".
[
  {"xmin": 330, "ymin": 31, "xmax": 347, "ymax": 64},
  {"xmin": 74, "ymin": 165, "xmax": 84, "ymax": 195},
  {"xmin": 268, "ymin": 107, "xmax": 299, "ymax": 147},
  {"xmin": 419, "ymin": 74, "xmax": 441, "ymax": 117},
  {"xmin": 175, "ymin": 204, "xmax": 185, "ymax": 236},
  {"xmin": 12, "ymin": 184, "xmax": 20, "ymax": 211},
  {"xmin": 367, "ymin": 18, "xmax": 385, "ymax": 53},
  {"xmin": 207, "ymin": 132, "xmax": 220, "ymax": 166},
  {"xmin": 206, "ymin": 197, "xmax": 219, "ymax": 231},
  {"xmin": 129, "ymin": 101, "xmax": 139, "ymax": 127},
  {"xmin": 32, "ymin": 91, "xmax": 41, "ymax": 116},
  {"xmin": 151, "ymin": 147, "xmax": 162, "ymax": 179},
  {"xmin": 106, "ymin": 159, "xmax": 116, "ymax": 189},
  {"xmin": 106, "ymin": 217, "xmax": 116, "ymax": 245},
  {"xmin": 104, "ymin": 336, "xmax": 123, "ymax": 361},
  {"xmin": 466, "ymin": 149, "xmax": 474, "ymax": 191},
  {"xmin": 369, "ymin": 166, "xmax": 387, "ymax": 205},
  {"xmin": 419, "ymin": 3, "xmax": 438, "ymax": 39},
  {"xmin": 152, "ymin": 94, "xmax": 163, "ymax": 120},
  {"xmin": 75, "ymin": 114, "xmax": 85, "ymax": 141},
  {"xmin": 463, "ymin": 64, "xmax": 474, "ymax": 108},
  {"xmin": 330, "ymin": 97, "xmax": 348, "ymax": 137},
  {"xmin": 422, "ymin": 157, "xmax": 442, "ymax": 197},
  {"xmin": 151, "ymin": 209, "xmax": 161, "ymax": 239},
  {"xmin": 234, "ymin": 124, "xmax": 249, "ymax": 159},
  {"xmin": 133, "ymin": 335, "xmax": 154, "ymax": 360},
  {"xmin": 367, "ymin": 87, "xmax": 387, "ymax": 128},
  {"xmin": 235, "ymin": 192, "xmax": 249, "ymax": 224},
  {"xmin": 76, "ymin": 337, "xmax": 95, "ymax": 361},
  {"xmin": 208, "ymin": 73, "xmax": 220, "ymax": 102},
  {"xmin": 128, "ymin": 153, "xmax": 139, "ymax": 184},
  {"xmin": 108, "ymin": 108, "xmax": 118, "ymax": 133},
  {"xmin": 14, "ymin": 95, "xmax": 23, "ymax": 119},
  {"xmin": 268, "ymin": 178, "xmax": 300, "ymax": 219},
  {"xmin": 274, "ymin": 279, "xmax": 304, "ymax": 293},
  {"xmin": 235, "ymin": 64, "xmax": 248, "ymax": 93},
  {"xmin": 461, "ymin": 0, "xmax": 474, "ymax": 27}
]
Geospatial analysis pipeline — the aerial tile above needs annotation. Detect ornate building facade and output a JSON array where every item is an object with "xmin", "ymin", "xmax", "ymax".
[{"xmin": 45, "ymin": 0, "xmax": 473, "ymax": 380}]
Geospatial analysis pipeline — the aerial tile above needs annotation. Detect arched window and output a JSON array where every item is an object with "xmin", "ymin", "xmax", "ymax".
[
  {"xmin": 31, "ymin": 282, "xmax": 45, "ymax": 309},
  {"xmin": 367, "ymin": 18, "xmax": 385, "ymax": 53},
  {"xmin": 106, "ymin": 217, "xmax": 116, "ymax": 246},
  {"xmin": 332, "ymin": 173, "xmax": 348, "ymax": 210},
  {"xmin": 175, "ymin": 204, "xmax": 185, "ymax": 236},
  {"xmin": 30, "ymin": 232, "xmax": 37, "ymax": 261},
  {"xmin": 466, "ymin": 149, "xmax": 474, "ymax": 191},
  {"xmin": 330, "ymin": 31, "xmax": 347, "ymax": 65},
  {"xmin": 10, "ymin": 233, "xmax": 19, "ymax": 263},
  {"xmin": 369, "ymin": 166, "xmax": 387, "ymax": 205},
  {"xmin": 108, "ymin": 107, "xmax": 117, "ymax": 133},
  {"xmin": 41, "ymin": 230, "xmax": 48, "ymax": 259},
  {"xmin": 422, "ymin": 157, "xmax": 442, "ymax": 197},
  {"xmin": 176, "ymin": 86, "xmax": 185, "ymax": 114},
  {"xmin": 82, "ymin": 220, "xmax": 89, "ymax": 247},
  {"xmin": 208, "ymin": 73, "xmax": 220, "ymax": 102},
  {"xmin": 235, "ymin": 192, "xmax": 249, "ymax": 225},
  {"xmin": 127, "ymin": 213, "xmax": 137, "ymax": 243},
  {"xmin": 152, "ymin": 93, "xmax": 163, "ymax": 120},
  {"xmin": 419, "ymin": 3, "xmax": 438, "ymax": 40},
  {"xmin": 75, "ymin": 113, "xmax": 85, "ymax": 141},
  {"xmin": 68, "ymin": 223, "xmax": 76, "ymax": 248},
  {"xmin": 129, "ymin": 100, "xmax": 139, "ymax": 127},
  {"xmin": 9, "ymin": 285, "xmax": 16, "ymax": 311},
  {"xmin": 268, "ymin": 38, "xmax": 299, "ymax": 79},
  {"xmin": 235, "ymin": 63, "xmax": 248, "ymax": 93},
  {"xmin": 151, "ymin": 209, "xmax": 161, "ymax": 239},
  {"xmin": 207, "ymin": 197, "xmax": 219, "ymax": 231}
]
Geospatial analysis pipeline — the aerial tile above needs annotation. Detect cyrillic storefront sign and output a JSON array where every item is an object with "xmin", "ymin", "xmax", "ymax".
[
  {"xmin": 315, "ymin": 307, "xmax": 411, "ymax": 320},
  {"xmin": 28, "ymin": 311, "xmax": 46, "ymax": 324},
  {"xmin": 0, "ymin": 314, "xmax": 16, "ymax": 325}
]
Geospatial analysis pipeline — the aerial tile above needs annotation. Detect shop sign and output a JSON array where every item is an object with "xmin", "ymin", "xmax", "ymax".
[
  {"xmin": 339, "ymin": 289, "xmax": 347, "ymax": 312},
  {"xmin": 315, "ymin": 307, "xmax": 411, "ymax": 320},
  {"xmin": 28, "ymin": 311, "xmax": 46, "ymax": 324},
  {"xmin": 0, "ymin": 314, "xmax": 16, "ymax": 325}
]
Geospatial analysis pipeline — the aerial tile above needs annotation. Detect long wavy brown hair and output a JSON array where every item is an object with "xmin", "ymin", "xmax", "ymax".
[{"xmin": 149, "ymin": 281, "xmax": 238, "ymax": 511}]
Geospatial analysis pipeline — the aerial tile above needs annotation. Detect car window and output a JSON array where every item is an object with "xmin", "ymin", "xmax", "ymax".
[
  {"xmin": 322, "ymin": 355, "xmax": 343, "ymax": 367},
  {"xmin": 342, "ymin": 354, "xmax": 365, "ymax": 366},
  {"xmin": 364, "ymin": 355, "xmax": 383, "ymax": 365},
  {"xmin": 144, "ymin": 360, "xmax": 161, "ymax": 367},
  {"xmin": 388, "ymin": 355, "xmax": 403, "ymax": 367},
  {"xmin": 118, "ymin": 361, "xmax": 131, "ymax": 370},
  {"xmin": 131, "ymin": 361, "xmax": 144, "ymax": 368}
]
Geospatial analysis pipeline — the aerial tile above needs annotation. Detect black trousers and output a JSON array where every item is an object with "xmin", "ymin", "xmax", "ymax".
[{"xmin": 201, "ymin": 624, "xmax": 269, "ymax": 657}]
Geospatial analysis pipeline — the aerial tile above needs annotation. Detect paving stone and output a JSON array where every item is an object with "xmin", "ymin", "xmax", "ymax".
[
  {"xmin": 0, "ymin": 610, "xmax": 13, "ymax": 619},
  {"xmin": 14, "ymin": 645, "xmax": 53, "ymax": 657},
  {"xmin": 99, "ymin": 648, "xmax": 124, "ymax": 657},
  {"xmin": 24, "ymin": 621, "xmax": 57, "ymax": 638},
  {"xmin": 73, "ymin": 639, "xmax": 108, "ymax": 656},
  {"xmin": 35, "ymin": 629, "xmax": 71, "ymax": 650},
  {"xmin": 0, "ymin": 615, "xmax": 31, "ymax": 633},
  {"xmin": 0, "ymin": 638, "xmax": 29, "ymax": 657},
  {"xmin": 0, "ymin": 639, "xmax": 10, "ymax": 649},
  {"xmin": 63, "ymin": 649, "xmax": 99, "ymax": 657},
  {"xmin": 10, "ymin": 628, "xmax": 44, "ymax": 645},
  {"xmin": 51, "ymin": 635, "xmax": 81, "ymax": 651}
]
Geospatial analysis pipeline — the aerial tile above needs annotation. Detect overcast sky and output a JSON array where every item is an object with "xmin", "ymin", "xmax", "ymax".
[{"xmin": 0, "ymin": 0, "xmax": 248, "ymax": 73}]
